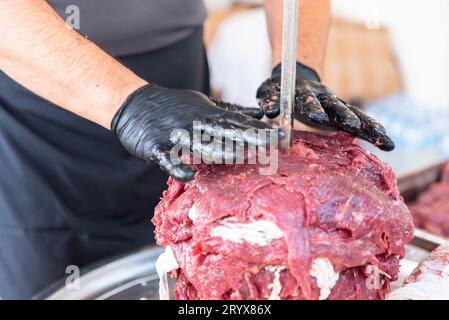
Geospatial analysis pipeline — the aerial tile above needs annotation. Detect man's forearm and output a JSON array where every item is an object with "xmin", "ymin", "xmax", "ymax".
[
  {"xmin": 0, "ymin": 0, "xmax": 147, "ymax": 129},
  {"xmin": 264, "ymin": 0, "xmax": 331, "ymax": 78}
]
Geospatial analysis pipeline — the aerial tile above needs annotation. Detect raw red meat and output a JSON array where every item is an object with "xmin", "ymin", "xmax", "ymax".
[
  {"xmin": 152, "ymin": 131, "xmax": 413, "ymax": 300},
  {"xmin": 410, "ymin": 164, "xmax": 449, "ymax": 238}
]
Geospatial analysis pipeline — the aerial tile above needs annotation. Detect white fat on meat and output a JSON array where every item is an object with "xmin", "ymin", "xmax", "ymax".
[
  {"xmin": 155, "ymin": 246, "xmax": 179, "ymax": 300},
  {"xmin": 266, "ymin": 266, "xmax": 286, "ymax": 300},
  {"xmin": 310, "ymin": 257, "xmax": 340, "ymax": 300},
  {"xmin": 209, "ymin": 218, "xmax": 284, "ymax": 246}
]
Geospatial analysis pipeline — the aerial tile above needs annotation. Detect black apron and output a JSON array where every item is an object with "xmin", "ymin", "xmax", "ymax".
[{"xmin": 0, "ymin": 27, "xmax": 209, "ymax": 299}]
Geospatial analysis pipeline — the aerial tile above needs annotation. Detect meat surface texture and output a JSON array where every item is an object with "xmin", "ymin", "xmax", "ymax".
[
  {"xmin": 152, "ymin": 131, "xmax": 414, "ymax": 300},
  {"xmin": 410, "ymin": 164, "xmax": 449, "ymax": 238}
]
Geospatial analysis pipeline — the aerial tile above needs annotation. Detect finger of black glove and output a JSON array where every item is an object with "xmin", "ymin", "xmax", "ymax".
[
  {"xmin": 220, "ymin": 113, "xmax": 284, "ymax": 146},
  {"xmin": 166, "ymin": 121, "xmax": 278, "ymax": 163},
  {"xmin": 256, "ymin": 80, "xmax": 281, "ymax": 119},
  {"xmin": 221, "ymin": 112, "xmax": 274, "ymax": 130},
  {"xmin": 201, "ymin": 117, "xmax": 283, "ymax": 150},
  {"xmin": 149, "ymin": 144, "xmax": 196, "ymax": 182},
  {"xmin": 345, "ymin": 104, "xmax": 395, "ymax": 151},
  {"xmin": 200, "ymin": 120, "xmax": 253, "ymax": 145},
  {"xmin": 210, "ymin": 98, "xmax": 264, "ymax": 120},
  {"xmin": 296, "ymin": 90, "xmax": 329, "ymax": 124},
  {"xmin": 317, "ymin": 94, "xmax": 361, "ymax": 130}
]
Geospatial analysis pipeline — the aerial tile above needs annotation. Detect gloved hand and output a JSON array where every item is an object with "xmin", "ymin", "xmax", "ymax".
[
  {"xmin": 112, "ymin": 84, "xmax": 282, "ymax": 182},
  {"xmin": 257, "ymin": 62, "xmax": 395, "ymax": 151}
]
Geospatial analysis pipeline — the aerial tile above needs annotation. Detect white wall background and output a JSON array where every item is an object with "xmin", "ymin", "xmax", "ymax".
[
  {"xmin": 331, "ymin": 0, "xmax": 449, "ymax": 110},
  {"xmin": 207, "ymin": 0, "xmax": 449, "ymax": 110}
]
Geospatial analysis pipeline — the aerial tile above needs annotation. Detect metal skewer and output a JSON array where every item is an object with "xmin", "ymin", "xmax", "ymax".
[{"xmin": 279, "ymin": 0, "xmax": 299, "ymax": 149}]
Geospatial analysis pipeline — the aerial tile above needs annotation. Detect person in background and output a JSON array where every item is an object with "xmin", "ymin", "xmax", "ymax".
[{"xmin": 0, "ymin": 0, "xmax": 392, "ymax": 299}]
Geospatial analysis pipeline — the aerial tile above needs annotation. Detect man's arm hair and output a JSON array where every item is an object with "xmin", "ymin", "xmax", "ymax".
[
  {"xmin": 263, "ymin": 0, "xmax": 331, "ymax": 77},
  {"xmin": 0, "ymin": 0, "xmax": 147, "ymax": 129}
]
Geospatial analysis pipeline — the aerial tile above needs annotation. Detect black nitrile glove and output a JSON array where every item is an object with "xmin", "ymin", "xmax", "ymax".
[
  {"xmin": 257, "ymin": 62, "xmax": 395, "ymax": 151},
  {"xmin": 112, "ymin": 84, "xmax": 282, "ymax": 182}
]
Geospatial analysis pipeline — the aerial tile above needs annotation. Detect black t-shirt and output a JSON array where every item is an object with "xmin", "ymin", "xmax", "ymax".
[{"xmin": 47, "ymin": 0, "xmax": 207, "ymax": 56}]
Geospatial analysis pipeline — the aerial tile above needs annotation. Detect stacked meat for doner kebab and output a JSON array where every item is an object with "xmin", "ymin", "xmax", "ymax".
[{"xmin": 153, "ymin": 132, "xmax": 415, "ymax": 300}]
